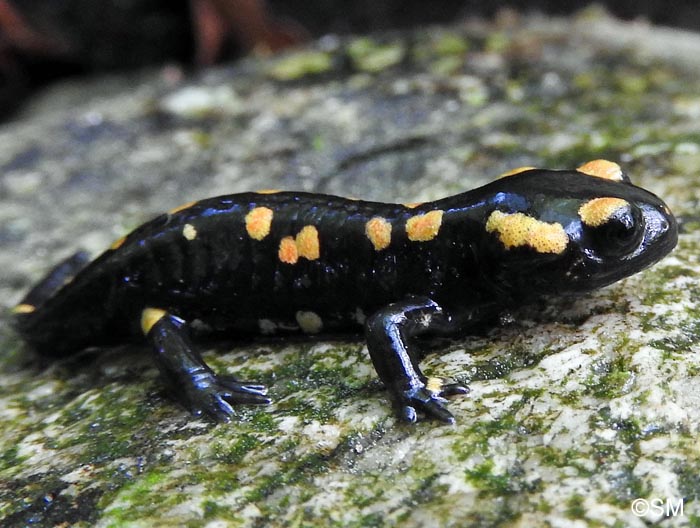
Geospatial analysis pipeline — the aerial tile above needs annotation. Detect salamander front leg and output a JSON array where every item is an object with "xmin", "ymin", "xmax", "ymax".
[
  {"xmin": 141, "ymin": 308, "xmax": 270, "ymax": 422},
  {"xmin": 365, "ymin": 297, "xmax": 469, "ymax": 424}
]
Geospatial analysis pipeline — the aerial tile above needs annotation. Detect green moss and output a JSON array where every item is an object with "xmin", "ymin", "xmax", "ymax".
[
  {"xmin": 0, "ymin": 445, "xmax": 21, "ymax": 473},
  {"xmin": 101, "ymin": 469, "xmax": 184, "ymax": 524},
  {"xmin": 347, "ymin": 38, "xmax": 405, "ymax": 73},
  {"xmin": 464, "ymin": 460, "xmax": 515, "ymax": 496},
  {"xmin": 45, "ymin": 383, "xmax": 159, "ymax": 464},
  {"xmin": 191, "ymin": 130, "xmax": 213, "ymax": 149},
  {"xmin": 634, "ymin": 255, "xmax": 697, "ymax": 309},
  {"xmin": 243, "ymin": 450, "xmax": 329, "ymax": 504},
  {"xmin": 429, "ymin": 56, "xmax": 463, "ymax": 76},
  {"xmin": 604, "ymin": 467, "xmax": 648, "ymax": 505},
  {"xmin": 311, "ymin": 134, "xmax": 326, "ymax": 151},
  {"xmin": 484, "ymin": 32, "xmax": 510, "ymax": 53},
  {"xmin": 649, "ymin": 319, "xmax": 700, "ymax": 357},
  {"xmin": 535, "ymin": 446, "xmax": 581, "ymax": 468},
  {"xmin": 249, "ymin": 408, "xmax": 277, "ymax": 432},
  {"xmin": 348, "ymin": 513, "xmax": 386, "ymax": 527},
  {"xmin": 565, "ymin": 494, "xmax": 586, "ymax": 519},
  {"xmin": 465, "ymin": 344, "xmax": 549, "ymax": 382},
  {"xmin": 268, "ymin": 51, "xmax": 333, "ymax": 80},
  {"xmin": 202, "ymin": 500, "xmax": 228, "ymax": 519},
  {"xmin": 452, "ymin": 388, "xmax": 543, "ymax": 464},
  {"xmin": 0, "ymin": 326, "xmax": 26, "ymax": 372},
  {"xmin": 614, "ymin": 72, "xmax": 649, "ymax": 95},
  {"xmin": 211, "ymin": 433, "xmax": 262, "ymax": 465},
  {"xmin": 676, "ymin": 460, "xmax": 700, "ymax": 502},
  {"xmin": 433, "ymin": 33, "xmax": 469, "ymax": 56},
  {"xmin": 412, "ymin": 32, "xmax": 470, "ymax": 75},
  {"xmin": 582, "ymin": 350, "xmax": 634, "ymax": 400}
]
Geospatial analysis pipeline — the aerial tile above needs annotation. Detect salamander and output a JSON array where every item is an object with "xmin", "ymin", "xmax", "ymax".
[{"xmin": 11, "ymin": 159, "xmax": 678, "ymax": 424}]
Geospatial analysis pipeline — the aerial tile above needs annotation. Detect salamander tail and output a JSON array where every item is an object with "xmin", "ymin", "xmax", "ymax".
[{"xmin": 11, "ymin": 250, "xmax": 91, "ymax": 329}]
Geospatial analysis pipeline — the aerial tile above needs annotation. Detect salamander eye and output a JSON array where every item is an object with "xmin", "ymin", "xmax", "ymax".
[{"xmin": 579, "ymin": 198, "xmax": 643, "ymax": 258}]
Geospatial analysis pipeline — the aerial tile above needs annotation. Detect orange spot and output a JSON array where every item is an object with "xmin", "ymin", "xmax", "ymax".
[
  {"xmin": 245, "ymin": 207, "xmax": 274, "ymax": 240},
  {"xmin": 278, "ymin": 236, "xmax": 299, "ymax": 264},
  {"xmin": 578, "ymin": 197, "xmax": 630, "ymax": 227},
  {"xmin": 110, "ymin": 236, "xmax": 127, "ymax": 250},
  {"xmin": 498, "ymin": 166, "xmax": 536, "ymax": 178},
  {"xmin": 403, "ymin": 202, "xmax": 423, "ymax": 209},
  {"xmin": 406, "ymin": 210, "xmax": 444, "ymax": 242},
  {"xmin": 365, "ymin": 217, "xmax": 392, "ymax": 251},
  {"xmin": 296, "ymin": 225, "xmax": 320, "ymax": 260},
  {"xmin": 486, "ymin": 211, "xmax": 568, "ymax": 254},
  {"xmin": 140, "ymin": 308, "xmax": 167, "ymax": 335},
  {"xmin": 426, "ymin": 377, "xmax": 444, "ymax": 394},
  {"xmin": 576, "ymin": 160, "xmax": 624, "ymax": 182},
  {"xmin": 168, "ymin": 200, "xmax": 197, "ymax": 214},
  {"xmin": 257, "ymin": 189, "xmax": 281, "ymax": 194},
  {"xmin": 12, "ymin": 303, "xmax": 36, "ymax": 314}
]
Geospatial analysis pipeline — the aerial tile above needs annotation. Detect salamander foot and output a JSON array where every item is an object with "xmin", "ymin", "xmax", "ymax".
[
  {"xmin": 186, "ymin": 373, "xmax": 270, "ymax": 422},
  {"xmin": 400, "ymin": 381, "xmax": 469, "ymax": 424}
]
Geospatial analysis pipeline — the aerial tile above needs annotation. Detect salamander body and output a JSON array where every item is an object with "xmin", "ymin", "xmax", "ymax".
[{"xmin": 12, "ymin": 160, "xmax": 678, "ymax": 423}]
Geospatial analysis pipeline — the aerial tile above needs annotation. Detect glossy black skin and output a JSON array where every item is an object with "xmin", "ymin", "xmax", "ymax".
[{"xmin": 13, "ymin": 168, "xmax": 678, "ymax": 423}]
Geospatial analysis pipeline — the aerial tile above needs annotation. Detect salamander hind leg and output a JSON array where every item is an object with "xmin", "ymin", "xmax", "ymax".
[
  {"xmin": 365, "ymin": 296, "xmax": 469, "ymax": 424},
  {"xmin": 141, "ymin": 308, "xmax": 270, "ymax": 422}
]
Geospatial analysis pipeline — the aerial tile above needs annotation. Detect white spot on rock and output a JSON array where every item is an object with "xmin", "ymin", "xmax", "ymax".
[
  {"xmin": 258, "ymin": 319, "xmax": 277, "ymax": 335},
  {"xmin": 295, "ymin": 311, "xmax": 323, "ymax": 334},
  {"xmin": 161, "ymin": 86, "xmax": 241, "ymax": 117}
]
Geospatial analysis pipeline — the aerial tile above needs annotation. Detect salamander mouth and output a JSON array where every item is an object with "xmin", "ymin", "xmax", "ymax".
[{"xmin": 629, "ymin": 203, "xmax": 678, "ymax": 265}]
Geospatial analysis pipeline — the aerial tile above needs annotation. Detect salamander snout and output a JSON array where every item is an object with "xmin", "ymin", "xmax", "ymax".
[{"xmin": 574, "ymin": 194, "xmax": 677, "ymax": 290}]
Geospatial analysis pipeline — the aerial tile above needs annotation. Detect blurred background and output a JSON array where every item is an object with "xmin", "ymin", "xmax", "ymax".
[{"xmin": 2, "ymin": 0, "xmax": 700, "ymax": 121}]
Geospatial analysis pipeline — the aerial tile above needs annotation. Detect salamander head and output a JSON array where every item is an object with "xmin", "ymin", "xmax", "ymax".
[{"xmin": 482, "ymin": 161, "xmax": 677, "ymax": 295}]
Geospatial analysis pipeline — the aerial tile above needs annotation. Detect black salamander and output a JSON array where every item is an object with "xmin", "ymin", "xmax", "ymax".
[{"xmin": 12, "ymin": 160, "xmax": 678, "ymax": 424}]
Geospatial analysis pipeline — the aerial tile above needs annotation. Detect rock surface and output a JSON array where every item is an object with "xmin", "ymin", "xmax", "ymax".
[{"xmin": 1, "ymin": 8, "xmax": 700, "ymax": 527}]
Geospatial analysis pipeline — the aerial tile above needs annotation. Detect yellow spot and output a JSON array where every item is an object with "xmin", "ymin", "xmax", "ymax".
[
  {"xmin": 182, "ymin": 223, "xmax": 197, "ymax": 241},
  {"xmin": 12, "ymin": 303, "xmax": 36, "ymax": 314},
  {"xmin": 295, "ymin": 225, "xmax": 320, "ymax": 260},
  {"xmin": 295, "ymin": 311, "xmax": 323, "ymax": 334},
  {"xmin": 140, "ymin": 308, "xmax": 167, "ymax": 335},
  {"xmin": 406, "ymin": 210, "xmax": 444, "ymax": 242},
  {"xmin": 498, "ymin": 166, "xmax": 536, "ymax": 178},
  {"xmin": 278, "ymin": 236, "xmax": 299, "ymax": 264},
  {"xmin": 256, "ymin": 189, "xmax": 281, "ymax": 195},
  {"xmin": 110, "ymin": 236, "xmax": 127, "ymax": 250},
  {"xmin": 245, "ymin": 207, "xmax": 274, "ymax": 240},
  {"xmin": 403, "ymin": 202, "xmax": 423, "ymax": 209},
  {"xmin": 168, "ymin": 200, "xmax": 197, "ymax": 214},
  {"xmin": 578, "ymin": 197, "xmax": 630, "ymax": 227},
  {"xmin": 576, "ymin": 159, "xmax": 624, "ymax": 182},
  {"xmin": 486, "ymin": 211, "xmax": 569, "ymax": 254},
  {"xmin": 365, "ymin": 217, "xmax": 392, "ymax": 251},
  {"xmin": 426, "ymin": 377, "xmax": 444, "ymax": 394}
]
